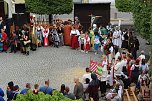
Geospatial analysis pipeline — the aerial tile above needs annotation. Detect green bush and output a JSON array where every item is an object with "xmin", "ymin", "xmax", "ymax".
[{"xmin": 12, "ymin": 90, "xmax": 83, "ymax": 101}]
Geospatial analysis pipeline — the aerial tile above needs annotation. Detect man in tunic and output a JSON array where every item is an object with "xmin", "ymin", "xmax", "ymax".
[
  {"xmin": 112, "ymin": 27, "xmax": 122, "ymax": 48},
  {"xmin": 63, "ymin": 21, "xmax": 71, "ymax": 46}
]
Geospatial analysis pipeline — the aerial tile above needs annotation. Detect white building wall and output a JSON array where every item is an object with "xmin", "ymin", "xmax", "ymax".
[{"xmin": 4, "ymin": 0, "xmax": 15, "ymax": 18}]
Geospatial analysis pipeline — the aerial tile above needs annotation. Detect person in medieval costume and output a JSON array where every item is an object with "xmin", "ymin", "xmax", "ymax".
[
  {"xmin": 63, "ymin": 21, "xmax": 72, "ymax": 46},
  {"xmin": 106, "ymin": 23, "xmax": 113, "ymax": 32},
  {"xmin": 51, "ymin": 25, "xmax": 60, "ymax": 48},
  {"xmin": 121, "ymin": 29, "xmax": 129, "ymax": 49},
  {"xmin": 42, "ymin": 25, "xmax": 49, "ymax": 46},
  {"xmin": 100, "ymin": 55, "xmax": 108, "ymax": 96},
  {"xmin": 23, "ymin": 31, "xmax": 30, "ymax": 55},
  {"xmin": 9, "ymin": 31, "xmax": 17, "ymax": 53},
  {"xmin": 78, "ymin": 32, "xmax": 85, "ymax": 52},
  {"xmin": 36, "ymin": 25, "xmax": 43, "ymax": 46},
  {"xmin": 57, "ymin": 24, "xmax": 64, "ymax": 46},
  {"xmin": 84, "ymin": 31, "xmax": 90, "ymax": 53},
  {"xmin": 94, "ymin": 34, "xmax": 100, "ymax": 55},
  {"xmin": 89, "ymin": 28, "xmax": 94, "ymax": 48},
  {"xmin": 70, "ymin": 26, "xmax": 80, "ymax": 49},
  {"xmin": 1, "ymin": 29, "xmax": 8, "ymax": 53},
  {"xmin": 0, "ymin": 31, "xmax": 3, "ymax": 52},
  {"xmin": 0, "ymin": 17, "xmax": 5, "ymax": 31},
  {"xmin": 118, "ymin": 28, "xmax": 122, "ymax": 48},
  {"xmin": 112, "ymin": 27, "xmax": 122, "ymax": 48}
]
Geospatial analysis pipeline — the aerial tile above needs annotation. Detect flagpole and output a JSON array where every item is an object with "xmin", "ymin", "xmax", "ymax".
[{"xmin": 90, "ymin": 56, "xmax": 91, "ymax": 69}]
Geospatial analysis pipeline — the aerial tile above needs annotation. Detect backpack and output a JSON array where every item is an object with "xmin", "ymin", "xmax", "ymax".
[{"xmin": 145, "ymin": 75, "xmax": 150, "ymax": 86}]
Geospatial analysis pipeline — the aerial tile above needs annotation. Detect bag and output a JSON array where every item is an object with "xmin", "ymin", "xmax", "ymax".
[{"xmin": 24, "ymin": 40, "xmax": 31, "ymax": 45}]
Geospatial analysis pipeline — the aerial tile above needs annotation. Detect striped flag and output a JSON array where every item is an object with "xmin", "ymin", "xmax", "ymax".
[
  {"xmin": 89, "ymin": 58, "xmax": 102, "ymax": 79},
  {"xmin": 90, "ymin": 59, "xmax": 97, "ymax": 72}
]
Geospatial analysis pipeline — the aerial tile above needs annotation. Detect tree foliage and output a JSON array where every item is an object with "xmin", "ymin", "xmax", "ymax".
[
  {"xmin": 25, "ymin": 0, "xmax": 73, "ymax": 15},
  {"xmin": 115, "ymin": 0, "xmax": 133, "ymax": 12},
  {"xmin": 115, "ymin": 0, "xmax": 152, "ymax": 40}
]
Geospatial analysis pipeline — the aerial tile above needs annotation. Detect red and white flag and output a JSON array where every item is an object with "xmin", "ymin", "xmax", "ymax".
[
  {"xmin": 90, "ymin": 59, "xmax": 97, "ymax": 72},
  {"xmin": 89, "ymin": 58, "xmax": 101, "ymax": 79}
]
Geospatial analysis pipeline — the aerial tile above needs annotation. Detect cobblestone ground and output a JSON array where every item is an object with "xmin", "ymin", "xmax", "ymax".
[
  {"xmin": 0, "ymin": 46, "xmax": 101, "ymax": 93},
  {"xmin": 0, "ymin": 36, "xmax": 150, "ymax": 101}
]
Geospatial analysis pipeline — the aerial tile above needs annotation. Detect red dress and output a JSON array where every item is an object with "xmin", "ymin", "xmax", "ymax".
[
  {"xmin": 2, "ymin": 32, "xmax": 8, "ymax": 51},
  {"xmin": 70, "ymin": 30, "xmax": 79, "ymax": 49},
  {"xmin": 84, "ymin": 35, "xmax": 90, "ymax": 51},
  {"xmin": 43, "ymin": 29, "xmax": 49, "ymax": 46}
]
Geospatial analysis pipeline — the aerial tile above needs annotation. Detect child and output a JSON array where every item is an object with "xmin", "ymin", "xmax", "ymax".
[
  {"xmin": 78, "ymin": 32, "xmax": 85, "ymax": 52},
  {"xmin": 94, "ymin": 35, "xmax": 100, "ymax": 54},
  {"xmin": 84, "ymin": 31, "xmax": 90, "ymax": 53}
]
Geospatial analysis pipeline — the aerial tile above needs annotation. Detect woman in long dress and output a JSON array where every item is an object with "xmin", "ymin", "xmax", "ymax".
[
  {"xmin": 42, "ymin": 25, "xmax": 49, "ymax": 46},
  {"xmin": 70, "ymin": 26, "xmax": 80, "ymax": 49},
  {"xmin": 2, "ymin": 29, "xmax": 8, "ymax": 52}
]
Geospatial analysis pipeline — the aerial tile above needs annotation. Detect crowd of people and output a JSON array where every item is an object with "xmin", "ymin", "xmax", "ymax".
[{"xmin": 0, "ymin": 15, "xmax": 152, "ymax": 101}]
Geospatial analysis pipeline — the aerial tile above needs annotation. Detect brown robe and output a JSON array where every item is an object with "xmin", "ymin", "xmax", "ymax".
[{"xmin": 63, "ymin": 25, "xmax": 71, "ymax": 45}]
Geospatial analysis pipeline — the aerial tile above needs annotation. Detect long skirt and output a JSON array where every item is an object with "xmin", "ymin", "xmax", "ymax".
[
  {"xmin": 100, "ymin": 81, "xmax": 107, "ymax": 94},
  {"xmin": 84, "ymin": 44, "xmax": 90, "ymax": 51},
  {"xmin": 43, "ymin": 37, "xmax": 49, "ymax": 46},
  {"xmin": 3, "ymin": 41, "xmax": 8, "ymax": 51},
  {"xmin": 121, "ymin": 40, "xmax": 128, "ymax": 49},
  {"xmin": 0, "ymin": 42, "xmax": 3, "ymax": 51},
  {"xmin": 71, "ymin": 35, "xmax": 79, "ymax": 49}
]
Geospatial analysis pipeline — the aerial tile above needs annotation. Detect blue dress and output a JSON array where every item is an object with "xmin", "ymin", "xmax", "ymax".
[{"xmin": 0, "ymin": 33, "xmax": 3, "ymax": 51}]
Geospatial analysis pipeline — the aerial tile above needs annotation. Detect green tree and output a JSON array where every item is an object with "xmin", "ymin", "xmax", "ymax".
[
  {"xmin": 25, "ymin": 0, "xmax": 73, "ymax": 14},
  {"xmin": 115, "ymin": 0, "xmax": 152, "ymax": 40},
  {"xmin": 115, "ymin": 0, "xmax": 133, "ymax": 12}
]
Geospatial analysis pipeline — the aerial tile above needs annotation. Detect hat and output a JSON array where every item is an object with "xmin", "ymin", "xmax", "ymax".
[{"xmin": 14, "ymin": 85, "xmax": 19, "ymax": 90}]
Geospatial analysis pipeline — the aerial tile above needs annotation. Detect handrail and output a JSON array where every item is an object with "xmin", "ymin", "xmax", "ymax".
[
  {"xmin": 125, "ymin": 89, "xmax": 131, "ymax": 101},
  {"xmin": 131, "ymin": 90, "xmax": 138, "ymax": 101}
]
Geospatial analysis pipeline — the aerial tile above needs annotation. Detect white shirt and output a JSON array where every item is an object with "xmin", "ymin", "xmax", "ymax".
[
  {"xmin": 115, "ymin": 61, "xmax": 123, "ymax": 75},
  {"xmin": 94, "ymin": 37, "xmax": 100, "ymax": 44},
  {"xmin": 109, "ymin": 46, "xmax": 114, "ymax": 53},
  {"xmin": 115, "ymin": 52, "xmax": 121, "ymax": 61},
  {"xmin": 70, "ymin": 29, "xmax": 80, "ymax": 36},
  {"xmin": 139, "ymin": 54, "xmax": 145, "ymax": 60},
  {"xmin": 121, "ymin": 59, "xmax": 127, "ymax": 67},
  {"xmin": 82, "ymin": 73, "xmax": 92, "ymax": 83}
]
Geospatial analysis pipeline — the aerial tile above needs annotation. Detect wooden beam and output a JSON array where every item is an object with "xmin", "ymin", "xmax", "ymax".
[
  {"xmin": 132, "ymin": 91, "xmax": 138, "ymax": 101},
  {"xmin": 125, "ymin": 89, "xmax": 131, "ymax": 101}
]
